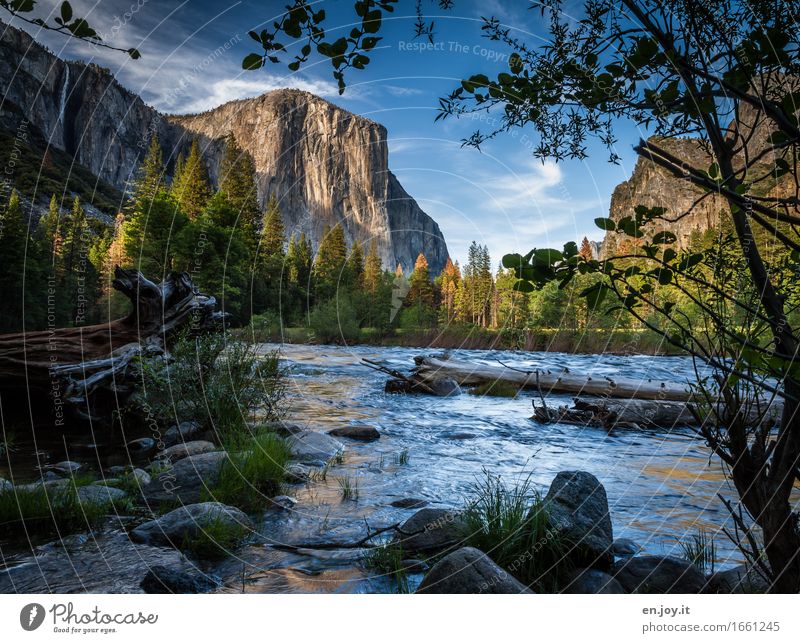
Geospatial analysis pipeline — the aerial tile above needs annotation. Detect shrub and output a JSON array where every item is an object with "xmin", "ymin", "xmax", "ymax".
[
  {"xmin": 308, "ymin": 297, "xmax": 360, "ymax": 344},
  {"xmin": 137, "ymin": 332, "xmax": 287, "ymax": 443},
  {"xmin": 461, "ymin": 470, "xmax": 572, "ymax": 592},
  {"xmin": 204, "ymin": 432, "xmax": 291, "ymax": 512}
]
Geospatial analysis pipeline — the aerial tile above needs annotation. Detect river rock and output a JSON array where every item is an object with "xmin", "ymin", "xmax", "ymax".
[
  {"xmin": 286, "ymin": 431, "xmax": 344, "ymax": 465},
  {"xmin": 156, "ymin": 441, "xmax": 218, "ymax": 462},
  {"xmin": 427, "ymin": 377, "xmax": 462, "ymax": 397},
  {"xmin": 131, "ymin": 502, "xmax": 254, "ymax": 547},
  {"xmin": 562, "ymin": 568, "xmax": 626, "ymax": 594},
  {"xmin": 0, "ymin": 478, "xmax": 11, "ymax": 491},
  {"xmin": 544, "ymin": 470, "xmax": 614, "ymax": 570},
  {"xmin": 390, "ymin": 498, "xmax": 429, "ymax": 509},
  {"xmin": 611, "ymin": 537, "xmax": 642, "ymax": 557},
  {"xmin": 129, "ymin": 468, "xmax": 152, "ymax": 486},
  {"xmin": 269, "ymin": 495, "xmax": 297, "ymax": 510},
  {"xmin": 163, "ymin": 421, "xmax": 203, "ymax": 447},
  {"xmin": 416, "ymin": 547, "xmax": 532, "ymax": 594},
  {"xmin": 705, "ymin": 563, "xmax": 771, "ymax": 593},
  {"xmin": 140, "ymin": 565, "xmax": 217, "ymax": 594},
  {"xmin": 284, "ymin": 463, "xmax": 313, "ymax": 483},
  {"xmin": 327, "ymin": 425, "xmax": 381, "ymax": 441},
  {"xmin": 140, "ymin": 451, "xmax": 229, "ymax": 504},
  {"xmin": 612, "ymin": 556, "xmax": 706, "ymax": 593},
  {"xmin": 395, "ymin": 507, "xmax": 466, "ymax": 554},
  {"xmin": 46, "ymin": 461, "xmax": 83, "ymax": 476},
  {"xmin": 77, "ymin": 485, "xmax": 128, "ymax": 505},
  {"xmin": 127, "ymin": 437, "xmax": 157, "ymax": 455}
]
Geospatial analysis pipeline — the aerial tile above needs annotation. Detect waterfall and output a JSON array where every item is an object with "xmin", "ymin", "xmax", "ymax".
[{"xmin": 58, "ymin": 65, "xmax": 70, "ymax": 127}]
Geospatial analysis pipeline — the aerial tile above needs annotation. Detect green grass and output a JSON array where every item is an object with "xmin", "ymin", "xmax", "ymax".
[
  {"xmin": 204, "ymin": 432, "xmax": 291, "ymax": 513},
  {"xmin": 0, "ymin": 483, "xmax": 109, "ymax": 540},
  {"xmin": 180, "ymin": 514, "xmax": 251, "ymax": 560},
  {"xmin": 337, "ymin": 476, "xmax": 360, "ymax": 501},
  {"xmin": 468, "ymin": 380, "xmax": 524, "ymax": 398},
  {"xmin": 679, "ymin": 528, "xmax": 717, "ymax": 575},
  {"xmin": 461, "ymin": 470, "xmax": 572, "ymax": 592},
  {"xmin": 363, "ymin": 541, "xmax": 410, "ymax": 593}
]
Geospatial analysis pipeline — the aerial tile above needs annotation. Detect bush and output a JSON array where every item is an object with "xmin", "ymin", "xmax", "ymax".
[
  {"xmin": 308, "ymin": 296, "xmax": 360, "ymax": 344},
  {"xmin": 461, "ymin": 470, "xmax": 572, "ymax": 592},
  {"xmin": 137, "ymin": 332, "xmax": 287, "ymax": 443},
  {"xmin": 205, "ymin": 431, "xmax": 291, "ymax": 512}
]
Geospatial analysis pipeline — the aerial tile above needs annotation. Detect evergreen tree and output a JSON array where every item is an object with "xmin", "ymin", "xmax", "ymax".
[
  {"xmin": 286, "ymin": 232, "xmax": 313, "ymax": 320},
  {"xmin": 579, "ymin": 236, "xmax": 594, "ymax": 261},
  {"xmin": 346, "ymin": 238, "xmax": 364, "ymax": 288},
  {"xmin": 122, "ymin": 191, "xmax": 187, "ymax": 277},
  {"xmin": 34, "ymin": 194, "xmax": 62, "ymax": 269},
  {"xmin": 0, "ymin": 190, "xmax": 29, "ymax": 331},
  {"xmin": 438, "ymin": 256, "xmax": 461, "ymax": 324},
  {"xmin": 313, "ymin": 223, "xmax": 347, "ymax": 301},
  {"xmin": 402, "ymin": 252, "xmax": 437, "ymax": 328},
  {"xmin": 254, "ymin": 195, "xmax": 287, "ymax": 315},
  {"xmin": 134, "ymin": 135, "xmax": 165, "ymax": 205},
  {"xmin": 219, "ymin": 133, "xmax": 261, "ymax": 236},
  {"xmin": 363, "ymin": 239, "xmax": 382, "ymax": 294},
  {"xmin": 260, "ymin": 195, "xmax": 285, "ymax": 256},
  {"xmin": 171, "ymin": 140, "xmax": 211, "ymax": 219}
]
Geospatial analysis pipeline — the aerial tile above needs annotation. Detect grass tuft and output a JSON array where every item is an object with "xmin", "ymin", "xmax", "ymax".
[
  {"xmin": 363, "ymin": 541, "xmax": 409, "ymax": 593},
  {"xmin": 180, "ymin": 514, "xmax": 251, "ymax": 560},
  {"xmin": 394, "ymin": 449, "xmax": 410, "ymax": 466},
  {"xmin": 205, "ymin": 432, "xmax": 291, "ymax": 513},
  {"xmin": 337, "ymin": 476, "xmax": 360, "ymax": 501},
  {"xmin": 679, "ymin": 528, "xmax": 717, "ymax": 575}
]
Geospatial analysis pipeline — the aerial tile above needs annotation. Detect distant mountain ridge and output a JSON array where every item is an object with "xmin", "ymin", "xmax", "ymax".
[{"xmin": 0, "ymin": 22, "xmax": 448, "ymax": 273}]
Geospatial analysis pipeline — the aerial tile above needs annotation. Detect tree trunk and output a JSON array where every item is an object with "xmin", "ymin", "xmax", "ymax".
[{"xmin": 0, "ymin": 267, "xmax": 225, "ymax": 425}]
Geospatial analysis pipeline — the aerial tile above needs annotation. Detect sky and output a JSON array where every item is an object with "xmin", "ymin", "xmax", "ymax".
[{"xmin": 4, "ymin": 0, "xmax": 649, "ymax": 266}]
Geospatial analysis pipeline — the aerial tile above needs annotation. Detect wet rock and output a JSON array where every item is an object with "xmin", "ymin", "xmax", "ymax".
[
  {"xmin": 140, "ymin": 451, "xmax": 229, "ymax": 504},
  {"xmin": 416, "ymin": 547, "xmax": 532, "ymax": 594},
  {"xmin": 269, "ymin": 495, "xmax": 297, "ymax": 510},
  {"xmin": 401, "ymin": 559, "xmax": 429, "ymax": 574},
  {"xmin": 55, "ymin": 534, "xmax": 90, "ymax": 549},
  {"xmin": 16, "ymin": 478, "xmax": 71, "ymax": 493},
  {"xmin": 390, "ymin": 498, "xmax": 429, "ymax": 509},
  {"xmin": 284, "ymin": 463, "xmax": 313, "ymax": 484},
  {"xmin": 140, "ymin": 565, "xmax": 217, "ymax": 594},
  {"xmin": 108, "ymin": 465, "xmax": 128, "ymax": 476},
  {"xmin": 396, "ymin": 507, "xmax": 466, "ymax": 554},
  {"xmin": 156, "ymin": 441, "xmax": 218, "ymax": 463},
  {"xmin": 286, "ymin": 431, "xmax": 344, "ymax": 465},
  {"xmin": 40, "ymin": 470, "xmax": 63, "ymax": 482},
  {"xmin": 562, "ymin": 568, "xmax": 625, "ymax": 594},
  {"xmin": 427, "ymin": 377, "xmax": 462, "ymax": 397},
  {"xmin": 77, "ymin": 485, "xmax": 128, "ymax": 505},
  {"xmin": 163, "ymin": 421, "xmax": 203, "ymax": 447},
  {"xmin": 611, "ymin": 538, "xmax": 642, "ymax": 558},
  {"xmin": 127, "ymin": 437, "xmax": 157, "ymax": 455},
  {"xmin": 441, "ymin": 431, "xmax": 475, "ymax": 440},
  {"xmin": 544, "ymin": 470, "xmax": 614, "ymax": 570},
  {"xmin": 46, "ymin": 461, "xmax": 83, "ymax": 475},
  {"xmin": 327, "ymin": 425, "xmax": 381, "ymax": 441},
  {"xmin": 0, "ymin": 478, "xmax": 11, "ymax": 491},
  {"xmin": 705, "ymin": 564, "xmax": 771, "ymax": 593},
  {"xmin": 129, "ymin": 468, "xmax": 152, "ymax": 486},
  {"xmin": 131, "ymin": 502, "xmax": 254, "ymax": 547},
  {"xmin": 612, "ymin": 556, "xmax": 706, "ymax": 594}
]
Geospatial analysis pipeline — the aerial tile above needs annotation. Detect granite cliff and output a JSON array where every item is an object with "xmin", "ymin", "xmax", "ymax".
[{"xmin": 0, "ymin": 23, "xmax": 448, "ymax": 273}]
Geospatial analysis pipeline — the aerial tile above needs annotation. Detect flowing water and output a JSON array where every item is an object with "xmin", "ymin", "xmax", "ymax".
[{"xmin": 0, "ymin": 344, "xmax": 761, "ymax": 593}]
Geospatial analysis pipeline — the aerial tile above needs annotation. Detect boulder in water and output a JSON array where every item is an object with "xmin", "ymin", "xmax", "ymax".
[
  {"xmin": 416, "ymin": 547, "xmax": 532, "ymax": 593},
  {"xmin": 612, "ymin": 556, "xmax": 706, "ymax": 593}
]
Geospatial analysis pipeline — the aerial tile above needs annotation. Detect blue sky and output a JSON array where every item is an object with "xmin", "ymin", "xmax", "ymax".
[{"xmin": 7, "ymin": 0, "xmax": 649, "ymax": 266}]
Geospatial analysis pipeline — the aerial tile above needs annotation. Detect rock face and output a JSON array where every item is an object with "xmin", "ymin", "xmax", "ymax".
[
  {"xmin": 0, "ymin": 22, "xmax": 449, "ymax": 274},
  {"xmin": 544, "ymin": 470, "xmax": 614, "ymax": 570},
  {"xmin": 416, "ymin": 547, "xmax": 533, "ymax": 594}
]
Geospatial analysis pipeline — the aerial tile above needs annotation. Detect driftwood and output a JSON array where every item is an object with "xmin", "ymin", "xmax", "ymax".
[
  {"xmin": 532, "ymin": 397, "xmax": 698, "ymax": 429},
  {"xmin": 0, "ymin": 267, "xmax": 225, "ymax": 424},
  {"xmin": 413, "ymin": 355, "xmax": 692, "ymax": 401}
]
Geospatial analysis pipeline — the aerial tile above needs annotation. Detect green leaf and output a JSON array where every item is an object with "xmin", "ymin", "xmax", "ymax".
[
  {"xmin": 663, "ymin": 248, "xmax": 677, "ymax": 263},
  {"xmin": 363, "ymin": 10, "xmax": 382, "ymax": 33},
  {"xmin": 657, "ymin": 268, "xmax": 673, "ymax": 285},
  {"xmin": 509, "ymin": 53, "xmax": 523, "ymax": 73},
  {"xmin": 60, "ymin": 1, "xmax": 73, "ymax": 22},
  {"xmin": 512, "ymin": 279, "xmax": 535, "ymax": 293},
  {"xmin": 10, "ymin": 0, "xmax": 35, "ymax": 11},
  {"xmin": 652, "ymin": 231, "xmax": 676, "ymax": 245},
  {"xmin": 501, "ymin": 253, "xmax": 525, "ymax": 270},
  {"xmin": 127, "ymin": 48, "xmax": 141, "ymax": 60},
  {"xmin": 242, "ymin": 53, "xmax": 264, "ymax": 70},
  {"xmin": 594, "ymin": 217, "xmax": 615, "ymax": 231}
]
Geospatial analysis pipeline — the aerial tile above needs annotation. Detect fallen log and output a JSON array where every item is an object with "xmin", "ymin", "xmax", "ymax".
[
  {"xmin": 0, "ymin": 267, "xmax": 225, "ymax": 424},
  {"xmin": 414, "ymin": 355, "xmax": 692, "ymax": 401}
]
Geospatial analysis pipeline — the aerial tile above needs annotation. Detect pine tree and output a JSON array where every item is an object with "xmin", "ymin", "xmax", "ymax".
[
  {"xmin": 402, "ymin": 252, "xmax": 437, "ymax": 328},
  {"xmin": 0, "ymin": 190, "xmax": 29, "ymax": 331},
  {"xmin": 438, "ymin": 256, "xmax": 461, "ymax": 323},
  {"xmin": 171, "ymin": 140, "xmax": 211, "ymax": 219},
  {"xmin": 346, "ymin": 238, "xmax": 364, "ymax": 288},
  {"xmin": 122, "ymin": 191, "xmax": 188, "ymax": 277},
  {"xmin": 260, "ymin": 195, "xmax": 285, "ymax": 256},
  {"xmin": 579, "ymin": 236, "xmax": 594, "ymax": 261},
  {"xmin": 313, "ymin": 223, "xmax": 347, "ymax": 301},
  {"xmin": 219, "ymin": 133, "xmax": 260, "ymax": 236},
  {"xmin": 34, "ymin": 194, "xmax": 62, "ymax": 268},
  {"xmin": 363, "ymin": 239, "xmax": 382, "ymax": 293},
  {"xmin": 134, "ymin": 135, "xmax": 165, "ymax": 204},
  {"xmin": 286, "ymin": 232, "xmax": 313, "ymax": 319}
]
